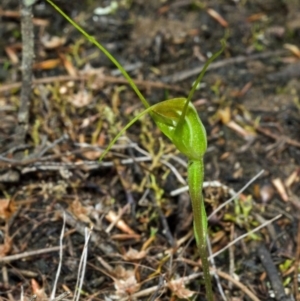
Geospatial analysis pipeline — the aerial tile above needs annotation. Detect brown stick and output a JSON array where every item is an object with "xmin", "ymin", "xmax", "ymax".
[
  {"xmin": 257, "ymin": 243, "xmax": 292, "ymax": 301},
  {"xmin": 0, "ymin": 74, "xmax": 184, "ymax": 94},
  {"xmin": 15, "ymin": 0, "xmax": 34, "ymax": 145},
  {"xmin": 162, "ymin": 49, "xmax": 287, "ymax": 83}
]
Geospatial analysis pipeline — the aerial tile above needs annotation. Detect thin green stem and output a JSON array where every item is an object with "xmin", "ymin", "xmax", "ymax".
[
  {"xmin": 46, "ymin": 0, "xmax": 149, "ymax": 109},
  {"xmin": 98, "ymin": 104, "xmax": 158, "ymax": 161},
  {"xmin": 188, "ymin": 159, "xmax": 213, "ymax": 301},
  {"xmin": 187, "ymin": 40, "xmax": 225, "ymax": 106},
  {"xmin": 179, "ymin": 40, "xmax": 226, "ymax": 127}
]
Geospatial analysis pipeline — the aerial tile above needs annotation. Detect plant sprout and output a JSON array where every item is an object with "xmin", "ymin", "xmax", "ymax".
[{"xmin": 46, "ymin": 1, "xmax": 225, "ymax": 299}]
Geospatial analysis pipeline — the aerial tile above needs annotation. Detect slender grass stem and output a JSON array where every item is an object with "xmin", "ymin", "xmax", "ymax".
[{"xmin": 46, "ymin": 0, "xmax": 149, "ymax": 110}]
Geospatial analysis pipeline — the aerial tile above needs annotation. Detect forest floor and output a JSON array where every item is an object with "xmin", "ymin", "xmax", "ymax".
[{"xmin": 0, "ymin": 0, "xmax": 300, "ymax": 300}]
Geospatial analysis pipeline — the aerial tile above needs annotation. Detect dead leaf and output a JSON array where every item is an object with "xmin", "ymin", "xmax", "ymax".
[
  {"xmin": 211, "ymin": 230, "xmax": 226, "ymax": 244},
  {"xmin": 31, "ymin": 279, "xmax": 48, "ymax": 301},
  {"xmin": 226, "ymin": 120, "xmax": 255, "ymax": 140},
  {"xmin": 5, "ymin": 46, "xmax": 19, "ymax": 64},
  {"xmin": 0, "ymin": 236, "xmax": 12, "ymax": 257},
  {"xmin": 230, "ymin": 82, "xmax": 253, "ymax": 97},
  {"xmin": 123, "ymin": 248, "xmax": 147, "ymax": 261},
  {"xmin": 272, "ymin": 178, "xmax": 289, "ymax": 202},
  {"xmin": 59, "ymin": 53, "xmax": 78, "ymax": 77},
  {"xmin": 207, "ymin": 8, "xmax": 228, "ymax": 27},
  {"xmin": 0, "ymin": 199, "xmax": 17, "ymax": 221},
  {"xmin": 105, "ymin": 210, "xmax": 137, "ymax": 235},
  {"xmin": 218, "ymin": 107, "xmax": 231, "ymax": 124},
  {"xmin": 246, "ymin": 13, "xmax": 266, "ymax": 22},
  {"xmin": 285, "ymin": 169, "xmax": 300, "ymax": 188},
  {"xmin": 284, "ymin": 44, "xmax": 300, "ymax": 58},
  {"xmin": 97, "ymin": 131, "xmax": 106, "ymax": 147},
  {"xmin": 112, "ymin": 266, "xmax": 140, "ymax": 297},
  {"xmin": 0, "ymin": 9, "xmax": 49, "ymax": 26},
  {"xmin": 68, "ymin": 90, "xmax": 92, "ymax": 108},
  {"xmin": 80, "ymin": 66, "xmax": 106, "ymax": 90},
  {"xmin": 41, "ymin": 35, "xmax": 66, "ymax": 49},
  {"xmin": 114, "ymin": 275, "xmax": 140, "ymax": 297},
  {"xmin": 82, "ymin": 150, "xmax": 102, "ymax": 160},
  {"xmin": 168, "ymin": 279, "xmax": 195, "ymax": 299},
  {"xmin": 33, "ymin": 59, "xmax": 61, "ymax": 70},
  {"xmin": 113, "ymin": 265, "xmax": 133, "ymax": 279},
  {"xmin": 69, "ymin": 198, "xmax": 92, "ymax": 223}
]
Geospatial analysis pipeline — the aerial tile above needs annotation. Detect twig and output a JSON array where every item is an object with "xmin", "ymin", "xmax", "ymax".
[
  {"xmin": 208, "ymin": 169, "xmax": 265, "ymax": 219},
  {"xmin": 148, "ymin": 275, "xmax": 165, "ymax": 301},
  {"xmin": 161, "ymin": 159, "xmax": 186, "ymax": 185},
  {"xmin": 257, "ymin": 243, "xmax": 292, "ymax": 301},
  {"xmin": 2, "ymin": 266, "xmax": 14, "ymax": 301},
  {"xmin": 119, "ymin": 268, "xmax": 261, "ymax": 301},
  {"xmin": 228, "ymin": 223, "xmax": 235, "ymax": 290},
  {"xmin": 73, "ymin": 228, "xmax": 92, "ymax": 301},
  {"xmin": 170, "ymin": 170, "xmax": 264, "ymax": 208},
  {"xmin": 50, "ymin": 212, "xmax": 66, "ymax": 300},
  {"xmin": 105, "ymin": 208, "xmax": 138, "ymax": 235},
  {"xmin": 0, "ymin": 8, "xmax": 48, "ymax": 26},
  {"xmin": 0, "ymin": 140, "xmax": 140, "ymax": 166},
  {"xmin": 21, "ymin": 286, "xmax": 25, "ymax": 301},
  {"xmin": 118, "ymin": 273, "xmax": 202, "ymax": 301},
  {"xmin": 53, "ymin": 292, "xmax": 70, "ymax": 301},
  {"xmin": 15, "ymin": 0, "xmax": 34, "ymax": 145},
  {"xmin": 0, "ymin": 246, "xmax": 61, "ymax": 263},
  {"xmin": 0, "ymin": 73, "xmax": 184, "ymax": 94},
  {"xmin": 132, "ymin": 142, "xmax": 186, "ymax": 184},
  {"xmin": 206, "ymin": 237, "xmax": 226, "ymax": 301},
  {"xmin": 210, "ymin": 214, "xmax": 282, "ymax": 259},
  {"xmin": 162, "ymin": 49, "xmax": 287, "ymax": 83},
  {"xmin": 54, "ymin": 204, "xmax": 116, "ymax": 255},
  {"xmin": 171, "ymin": 180, "xmax": 233, "ymax": 196},
  {"xmin": 157, "ymin": 205, "xmax": 175, "ymax": 247},
  {"xmin": 255, "ymin": 125, "xmax": 300, "ymax": 149},
  {"xmin": 0, "ymin": 138, "xmax": 182, "ymax": 186},
  {"xmin": 0, "ymin": 144, "xmax": 31, "ymax": 157},
  {"xmin": 38, "ymin": 134, "xmax": 69, "ymax": 158},
  {"xmin": 215, "ymin": 270, "xmax": 260, "ymax": 301}
]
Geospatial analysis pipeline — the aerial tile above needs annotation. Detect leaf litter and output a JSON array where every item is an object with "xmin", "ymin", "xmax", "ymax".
[{"xmin": 0, "ymin": 0, "xmax": 300, "ymax": 300}]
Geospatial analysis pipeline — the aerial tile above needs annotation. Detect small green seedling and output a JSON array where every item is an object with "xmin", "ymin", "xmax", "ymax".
[{"xmin": 46, "ymin": 1, "xmax": 225, "ymax": 299}]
